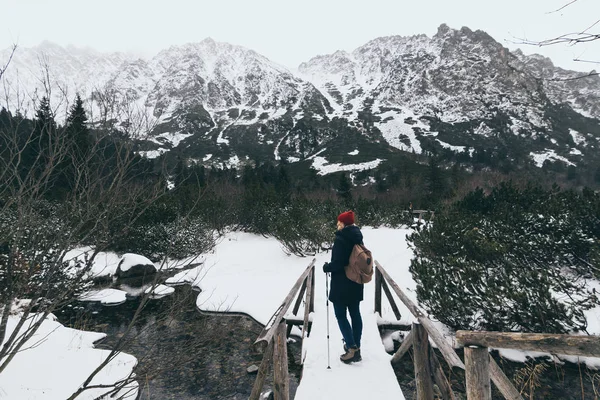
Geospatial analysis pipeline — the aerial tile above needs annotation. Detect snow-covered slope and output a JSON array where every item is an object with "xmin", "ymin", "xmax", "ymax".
[
  {"xmin": 2, "ymin": 25, "xmax": 599, "ymax": 172},
  {"xmin": 0, "ymin": 41, "xmax": 133, "ymax": 119}
]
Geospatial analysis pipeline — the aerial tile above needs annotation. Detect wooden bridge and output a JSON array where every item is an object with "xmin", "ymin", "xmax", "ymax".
[{"xmin": 249, "ymin": 259, "xmax": 600, "ymax": 400}]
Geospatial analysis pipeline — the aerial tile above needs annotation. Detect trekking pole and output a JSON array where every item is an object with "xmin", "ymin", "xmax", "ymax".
[{"xmin": 326, "ymin": 272, "xmax": 331, "ymax": 369}]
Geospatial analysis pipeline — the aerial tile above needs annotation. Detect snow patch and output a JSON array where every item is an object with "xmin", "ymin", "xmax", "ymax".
[
  {"xmin": 311, "ymin": 157, "xmax": 384, "ymax": 176},
  {"xmin": 119, "ymin": 253, "xmax": 154, "ymax": 273},
  {"xmin": 63, "ymin": 247, "xmax": 121, "ymax": 279},
  {"xmin": 80, "ymin": 288, "xmax": 127, "ymax": 305},
  {"xmin": 570, "ymin": 129, "xmax": 587, "ymax": 146},
  {"xmin": 144, "ymin": 284, "xmax": 175, "ymax": 298},
  {"xmin": 530, "ymin": 150, "xmax": 575, "ymax": 167},
  {"xmin": 436, "ymin": 139, "xmax": 467, "ymax": 153},
  {"xmin": 138, "ymin": 149, "xmax": 167, "ymax": 159},
  {"xmin": 474, "ymin": 122, "xmax": 494, "ymax": 137},
  {"xmin": 375, "ymin": 110, "xmax": 424, "ymax": 153}
]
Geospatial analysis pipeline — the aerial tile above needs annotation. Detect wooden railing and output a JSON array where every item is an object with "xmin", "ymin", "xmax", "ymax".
[
  {"xmin": 456, "ymin": 331, "xmax": 600, "ymax": 400},
  {"xmin": 375, "ymin": 261, "xmax": 465, "ymax": 400},
  {"xmin": 377, "ymin": 260, "xmax": 600, "ymax": 400},
  {"xmin": 250, "ymin": 259, "xmax": 315, "ymax": 400},
  {"xmin": 411, "ymin": 209, "xmax": 434, "ymax": 223}
]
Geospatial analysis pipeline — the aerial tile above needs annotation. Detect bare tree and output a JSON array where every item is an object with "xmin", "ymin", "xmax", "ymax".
[
  {"xmin": 518, "ymin": 1, "xmax": 599, "ymax": 63},
  {"xmin": 0, "ymin": 56, "xmax": 215, "ymax": 399},
  {"xmin": 0, "ymin": 45, "xmax": 17, "ymax": 83}
]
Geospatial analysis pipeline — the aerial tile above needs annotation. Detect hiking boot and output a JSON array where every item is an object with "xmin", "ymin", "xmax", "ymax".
[
  {"xmin": 340, "ymin": 346, "xmax": 361, "ymax": 363},
  {"xmin": 343, "ymin": 343, "xmax": 361, "ymax": 360}
]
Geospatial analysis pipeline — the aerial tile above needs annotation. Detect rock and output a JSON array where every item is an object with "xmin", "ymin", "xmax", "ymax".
[
  {"xmin": 247, "ymin": 365, "xmax": 259, "ymax": 374},
  {"xmin": 116, "ymin": 253, "xmax": 157, "ymax": 279},
  {"xmin": 261, "ymin": 390, "xmax": 273, "ymax": 400}
]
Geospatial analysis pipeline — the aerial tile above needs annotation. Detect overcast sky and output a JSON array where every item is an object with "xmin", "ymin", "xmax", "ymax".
[{"xmin": 1, "ymin": 0, "xmax": 598, "ymax": 71}]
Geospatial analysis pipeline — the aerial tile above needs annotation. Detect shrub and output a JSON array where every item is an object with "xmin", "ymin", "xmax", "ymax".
[{"xmin": 408, "ymin": 183, "xmax": 600, "ymax": 333}]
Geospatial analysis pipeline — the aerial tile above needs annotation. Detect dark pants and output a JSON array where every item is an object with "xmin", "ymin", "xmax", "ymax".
[{"xmin": 333, "ymin": 301, "xmax": 363, "ymax": 349}]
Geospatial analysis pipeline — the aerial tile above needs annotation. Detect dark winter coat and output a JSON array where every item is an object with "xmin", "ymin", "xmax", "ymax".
[{"xmin": 323, "ymin": 225, "xmax": 364, "ymax": 304}]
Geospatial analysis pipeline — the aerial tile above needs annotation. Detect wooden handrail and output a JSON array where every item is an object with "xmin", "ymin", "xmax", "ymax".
[
  {"xmin": 375, "ymin": 260, "xmax": 465, "ymax": 369},
  {"xmin": 254, "ymin": 259, "xmax": 315, "ymax": 348},
  {"xmin": 250, "ymin": 260, "xmax": 315, "ymax": 400},
  {"xmin": 457, "ymin": 330, "xmax": 600, "ymax": 358},
  {"xmin": 376, "ymin": 260, "xmax": 523, "ymax": 399}
]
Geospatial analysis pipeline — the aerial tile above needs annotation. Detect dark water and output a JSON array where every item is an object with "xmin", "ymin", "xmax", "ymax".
[{"xmin": 58, "ymin": 284, "xmax": 302, "ymax": 399}]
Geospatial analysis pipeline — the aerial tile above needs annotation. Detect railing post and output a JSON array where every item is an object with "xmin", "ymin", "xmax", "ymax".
[
  {"xmin": 381, "ymin": 278, "xmax": 402, "ymax": 320},
  {"xmin": 302, "ymin": 266, "xmax": 314, "ymax": 339},
  {"xmin": 273, "ymin": 321, "xmax": 289, "ymax": 400},
  {"xmin": 375, "ymin": 267, "xmax": 382, "ymax": 316},
  {"xmin": 249, "ymin": 338, "xmax": 275, "ymax": 400},
  {"xmin": 309, "ymin": 266, "xmax": 315, "ymax": 312},
  {"xmin": 413, "ymin": 323, "xmax": 434, "ymax": 400},
  {"xmin": 465, "ymin": 346, "xmax": 491, "ymax": 400}
]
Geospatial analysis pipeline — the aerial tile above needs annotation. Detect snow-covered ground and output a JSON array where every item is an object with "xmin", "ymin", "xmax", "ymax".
[
  {"xmin": 167, "ymin": 226, "xmax": 600, "ymax": 373},
  {"xmin": 7, "ymin": 226, "xmax": 600, "ymax": 399},
  {"xmin": 0, "ymin": 314, "xmax": 137, "ymax": 400}
]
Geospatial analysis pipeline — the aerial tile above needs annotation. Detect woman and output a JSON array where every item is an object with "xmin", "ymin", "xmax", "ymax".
[{"xmin": 323, "ymin": 210, "xmax": 364, "ymax": 364}]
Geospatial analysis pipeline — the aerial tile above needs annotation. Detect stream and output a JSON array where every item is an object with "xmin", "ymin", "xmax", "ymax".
[{"xmin": 57, "ymin": 283, "xmax": 302, "ymax": 399}]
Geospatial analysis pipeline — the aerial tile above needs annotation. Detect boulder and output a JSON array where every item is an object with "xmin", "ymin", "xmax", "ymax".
[{"xmin": 116, "ymin": 253, "xmax": 157, "ymax": 279}]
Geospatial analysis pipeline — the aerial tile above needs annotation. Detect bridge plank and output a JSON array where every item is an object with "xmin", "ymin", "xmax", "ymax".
[{"xmin": 295, "ymin": 267, "xmax": 406, "ymax": 400}]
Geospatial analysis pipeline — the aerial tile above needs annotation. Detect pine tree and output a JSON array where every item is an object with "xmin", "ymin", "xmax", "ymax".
[
  {"xmin": 29, "ymin": 97, "xmax": 56, "ymax": 180},
  {"xmin": 337, "ymin": 173, "xmax": 352, "ymax": 204},
  {"xmin": 275, "ymin": 164, "xmax": 291, "ymax": 201},
  {"xmin": 408, "ymin": 183, "xmax": 600, "ymax": 333},
  {"xmin": 426, "ymin": 157, "xmax": 446, "ymax": 203},
  {"xmin": 65, "ymin": 94, "xmax": 90, "ymax": 161}
]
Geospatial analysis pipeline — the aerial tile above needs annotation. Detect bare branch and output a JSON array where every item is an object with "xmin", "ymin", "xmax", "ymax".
[
  {"xmin": 547, "ymin": 0, "xmax": 579, "ymax": 14},
  {"xmin": 0, "ymin": 44, "xmax": 17, "ymax": 82},
  {"xmin": 573, "ymin": 58, "xmax": 600, "ymax": 64}
]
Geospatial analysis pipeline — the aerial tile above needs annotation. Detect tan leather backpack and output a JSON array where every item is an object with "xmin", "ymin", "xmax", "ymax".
[{"xmin": 344, "ymin": 244, "xmax": 374, "ymax": 284}]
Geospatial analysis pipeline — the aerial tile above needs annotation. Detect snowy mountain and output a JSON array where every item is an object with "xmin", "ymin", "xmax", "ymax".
[
  {"xmin": 0, "ymin": 41, "xmax": 132, "ymax": 118},
  {"xmin": 299, "ymin": 25, "xmax": 600, "ymax": 170},
  {"xmin": 1, "ymin": 25, "xmax": 599, "ymax": 175}
]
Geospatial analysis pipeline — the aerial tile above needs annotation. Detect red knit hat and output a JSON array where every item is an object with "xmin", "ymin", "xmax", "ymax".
[{"xmin": 337, "ymin": 211, "xmax": 355, "ymax": 225}]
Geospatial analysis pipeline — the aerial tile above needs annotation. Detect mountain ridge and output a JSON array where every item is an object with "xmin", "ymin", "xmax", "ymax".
[{"xmin": 1, "ymin": 25, "xmax": 599, "ymax": 179}]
